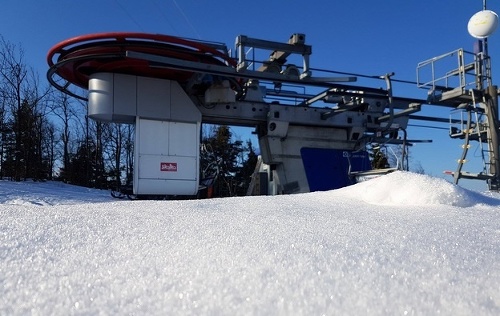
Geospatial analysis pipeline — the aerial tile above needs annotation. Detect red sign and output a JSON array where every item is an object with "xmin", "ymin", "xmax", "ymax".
[{"xmin": 160, "ymin": 162, "xmax": 177, "ymax": 172}]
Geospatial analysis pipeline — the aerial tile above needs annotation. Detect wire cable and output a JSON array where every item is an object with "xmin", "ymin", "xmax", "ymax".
[
  {"xmin": 172, "ymin": 0, "xmax": 201, "ymax": 39},
  {"xmin": 151, "ymin": 0, "xmax": 178, "ymax": 34},
  {"xmin": 113, "ymin": 0, "xmax": 144, "ymax": 31}
]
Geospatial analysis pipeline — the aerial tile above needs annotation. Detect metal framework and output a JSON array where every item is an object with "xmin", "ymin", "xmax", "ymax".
[{"xmin": 47, "ymin": 31, "xmax": 500, "ymax": 195}]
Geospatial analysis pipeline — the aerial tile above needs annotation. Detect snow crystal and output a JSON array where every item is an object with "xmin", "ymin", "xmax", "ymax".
[{"xmin": 1, "ymin": 172, "xmax": 499, "ymax": 315}]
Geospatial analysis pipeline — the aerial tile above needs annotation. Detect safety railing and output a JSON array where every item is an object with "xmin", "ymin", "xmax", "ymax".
[{"xmin": 416, "ymin": 48, "xmax": 480, "ymax": 92}]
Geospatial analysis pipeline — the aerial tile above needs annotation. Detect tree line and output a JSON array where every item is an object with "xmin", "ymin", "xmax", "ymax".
[{"xmin": 0, "ymin": 35, "xmax": 258, "ymax": 197}]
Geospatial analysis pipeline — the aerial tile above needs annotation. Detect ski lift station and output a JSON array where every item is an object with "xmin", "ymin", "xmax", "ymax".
[{"xmin": 47, "ymin": 8, "xmax": 500, "ymax": 197}]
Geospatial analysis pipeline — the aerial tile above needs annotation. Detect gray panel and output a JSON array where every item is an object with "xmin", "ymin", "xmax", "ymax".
[
  {"xmin": 170, "ymin": 81, "xmax": 202, "ymax": 122},
  {"xmin": 114, "ymin": 74, "xmax": 137, "ymax": 117},
  {"xmin": 138, "ymin": 119, "xmax": 169, "ymax": 155},
  {"xmin": 138, "ymin": 155, "xmax": 197, "ymax": 180},
  {"xmin": 168, "ymin": 122, "xmax": 198, "ymax": 157},
  {"xmin": 135, "ymin": 179, "xmax": 198, "ymax": 195},
  {"xmin": 137, "ymin": 77, "xmax": 170, "ymax": 120},
  {"xmin": 134, "ymin": 117, "xmax": 200, "ymax": 196}
]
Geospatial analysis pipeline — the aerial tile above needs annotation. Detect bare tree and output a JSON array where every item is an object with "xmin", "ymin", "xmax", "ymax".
[
  {"xmin": 49, "ymin": 91, "xmax": 83, "ymax": 181},
  {"xmin": 101, "ymin": 123, "xmax": 127, "ymax": 188},
  {"xmin": 0, "ymin": 89, "xmax": 6, "ymax": 178},
  {"xmin": 0, "ymin": 36, "xmax": 50, "ymax": 180},
  {"xmin": 100, "ymin": 122, "xmax": 135, "ymax": 189},
  {"xmin": 42, "ymin": 121, "xmax": 57, "ymax": 180},
  {"xmin": 0, "ymin": 37, "xmax": 27, "ymax": 180},
  {"xmin": 124, "ymin": 125, "xmax": 134, "ymax": 185}
]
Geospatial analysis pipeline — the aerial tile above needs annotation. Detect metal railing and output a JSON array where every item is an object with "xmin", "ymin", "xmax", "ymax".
[{"xmin": 416, "ymin": 48, "xmax": 485, "ymax": 92}]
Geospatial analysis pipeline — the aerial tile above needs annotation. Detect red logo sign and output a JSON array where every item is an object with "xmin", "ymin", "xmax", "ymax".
[{"xmin": 160, "ymin": 162, "xmax": 177, "ymax": 172}]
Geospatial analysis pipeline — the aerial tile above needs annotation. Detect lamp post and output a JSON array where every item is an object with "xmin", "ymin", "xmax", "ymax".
[{"xmin": 467, "ymin": 1, "xmax": 500, "ymax": 190}]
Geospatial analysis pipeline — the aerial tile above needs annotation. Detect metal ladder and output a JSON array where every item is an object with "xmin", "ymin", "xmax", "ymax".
[{"xmin": 450, "ymin": 90, "xmax": 494, "ymax": 183}]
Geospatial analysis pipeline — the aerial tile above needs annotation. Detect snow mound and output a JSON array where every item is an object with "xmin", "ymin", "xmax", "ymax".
[
  {"xmin": 330, "ymin": 171, "xmax": 500, "ymax": 207},
  {"xmin": 0, "ymin": 180, "xmax": 113, "ymax": 205}
]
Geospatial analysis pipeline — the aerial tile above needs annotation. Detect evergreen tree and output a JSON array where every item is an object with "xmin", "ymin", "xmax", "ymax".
[
  {"xmin": 65, "ymin": 136, "xmax": 110, "ymax": 189},
  {"xmin": 200, "ymin": 125, "xmax": 257, "ymax": 198},
  {"xmin": 65, "ymin": 139, "xmax": 91, "ymax": 187},
  {"xmin": 234, "ymin": 140, "xmax": 258, "ymax": 196},
  {"xmin": 2, "ymin": 99, "xmax": 46, "ymax": 180}
]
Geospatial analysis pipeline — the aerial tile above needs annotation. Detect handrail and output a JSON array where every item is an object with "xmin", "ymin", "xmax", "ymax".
[{"xmin": 416, "ymin": 48, "xmax": 483, "ymax": 92}]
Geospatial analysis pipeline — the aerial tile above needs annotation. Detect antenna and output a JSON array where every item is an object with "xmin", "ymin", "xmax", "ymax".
[
  {"xmin": 467, "ymin": 2, "xmax": 498, "ymax": 87},
  {"xmin": 467, "ymin": 5, "xmax": 498, "ymax": 39}
]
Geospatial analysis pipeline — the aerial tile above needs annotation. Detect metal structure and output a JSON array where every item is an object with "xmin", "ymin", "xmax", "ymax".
[{"xmin": 47, "ymin": 18, "xmax": 500, "ymax": 196}]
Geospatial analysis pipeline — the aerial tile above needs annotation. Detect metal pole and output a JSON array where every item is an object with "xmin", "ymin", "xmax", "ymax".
[
  {"xmin": 486, "ymin": 85, "xmax": 500, "ymax": 190},
  {"xmin": 483, "ymin": 0, "xmax": 488, "ymax": 81}
]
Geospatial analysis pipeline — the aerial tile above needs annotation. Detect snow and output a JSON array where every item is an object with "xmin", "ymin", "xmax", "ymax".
[{"xmin": 1, "ymin": 172, "xmax": 499, "ymax": 315}]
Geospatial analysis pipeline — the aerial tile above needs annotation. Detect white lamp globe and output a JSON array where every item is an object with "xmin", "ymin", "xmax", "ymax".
[{"xmin": 468, "ymin": 10, "xmax": 499, "ymax": 39}]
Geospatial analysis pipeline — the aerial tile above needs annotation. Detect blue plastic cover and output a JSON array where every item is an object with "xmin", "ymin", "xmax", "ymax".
[{"xmin": 300, "ymin": 148, "xmax": 371, "ymax": 191}]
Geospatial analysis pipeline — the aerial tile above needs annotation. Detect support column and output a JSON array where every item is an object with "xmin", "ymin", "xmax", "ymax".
[{"xmin": 486, "ymin": 85, "xmax": 500, "ymax": 190}]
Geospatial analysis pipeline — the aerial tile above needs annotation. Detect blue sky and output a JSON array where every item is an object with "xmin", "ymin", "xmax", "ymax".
[{"xmin": 2, "ymin": 0, "xmax": 499, "ymax": 191}]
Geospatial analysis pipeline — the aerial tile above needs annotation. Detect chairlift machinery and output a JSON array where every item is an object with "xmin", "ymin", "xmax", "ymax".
[{"xmin": 46, "ymin": 8, "xmax": 500, "ymax": 196}]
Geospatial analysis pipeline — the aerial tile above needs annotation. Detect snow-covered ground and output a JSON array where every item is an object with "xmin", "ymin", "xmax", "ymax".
[{"xmin": 1, "ymin": 172, "xmax": 500, "ymax": 315}]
